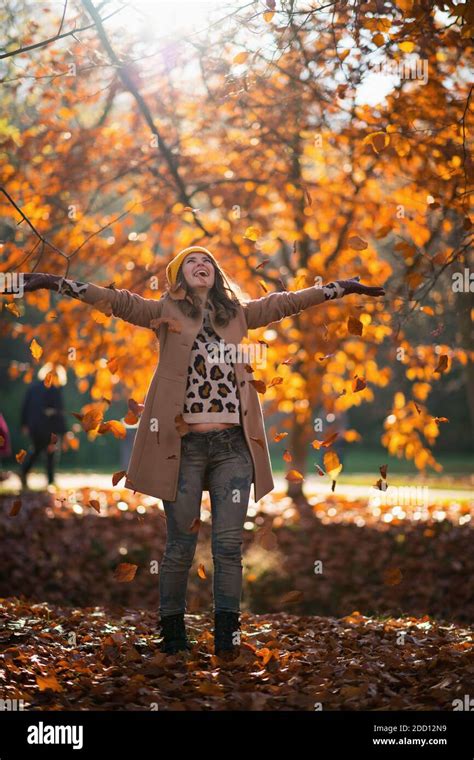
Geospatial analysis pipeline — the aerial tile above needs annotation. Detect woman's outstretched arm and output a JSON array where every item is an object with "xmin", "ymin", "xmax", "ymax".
[
  {"xmin": 243, "ymin": 277, "xmax": 385, "ymax": 330},
  {"xmin": 5, "ymin": 273, "xmax": 164, "ymax": 329}
]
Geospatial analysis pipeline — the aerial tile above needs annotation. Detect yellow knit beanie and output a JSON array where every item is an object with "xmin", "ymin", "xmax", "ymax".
[{"xmin": 165, "ymin": 246, "xmax": 218, "ymax": 288}]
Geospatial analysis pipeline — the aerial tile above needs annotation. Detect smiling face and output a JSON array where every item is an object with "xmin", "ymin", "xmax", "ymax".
[{"xmin": 181, "ymin": 252, "xmax": 216, "ymax": 291}]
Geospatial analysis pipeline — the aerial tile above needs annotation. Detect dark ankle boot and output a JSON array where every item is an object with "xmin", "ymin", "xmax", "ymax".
[
  {"xmin": 214, "ymin": 611, "xmax": 241, "ymax": 658},
  {"xmin": 158, "ymin": 613, "xmax": 191, "ymax": 654}
]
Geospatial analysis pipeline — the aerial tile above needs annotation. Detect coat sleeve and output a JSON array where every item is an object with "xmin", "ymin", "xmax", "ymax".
[
  {"xmin": 242, "ymin": 285, "xmax": 328, "ymax": 330},
  {"xmin": 58, "ymin": 278, "xmax": 164, "ymax": 329}
]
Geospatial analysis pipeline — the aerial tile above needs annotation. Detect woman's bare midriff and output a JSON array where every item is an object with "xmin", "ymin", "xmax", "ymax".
[{"xmin": 186, "ymin": 422, "xmax": 240, "ymax": 432}]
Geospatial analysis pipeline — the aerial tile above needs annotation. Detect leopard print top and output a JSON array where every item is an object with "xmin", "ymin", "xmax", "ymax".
[{"xmin": 182, "ymin": 308, "xmax": 240, "ymax": 424}]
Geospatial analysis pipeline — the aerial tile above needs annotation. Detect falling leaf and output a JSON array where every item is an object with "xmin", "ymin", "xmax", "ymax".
[
  {"xmin": 434, "ymin": 417, "xmax": 449, "ymax": 424},
  {"xmin": 285, "ymin": 469, "xmax": 304, "ymax": 482},
  {"xmin": 88, "ymin": 500, "xmax": 100, "ymax": 513},
  {"xmin": 352, "ymin": 375, "xmax": 366, "ymax": 392},
  {"xmin": 30, "ymin": 338, "xmax": 43, "ymax": 362},
  {"xmin": 128, "ymin": 398, "xmax": 144, "ymax": 417},
  {"xmin": 112, "ymin": 470, "xmax": 127, "ymax": 486},
  {"xmin": 244, "ymin": 225, "xmax": 260, "ymax": 241},
  {"xmin": 9, "ymin": 499, "xmax": 22, "ymax": 516},
  {"xmin": 273, "ymin": 432, "xmax": 288, "ymax": 442},
  {"xmin": 348, "ymin": 316, "xmax": 363, "ymax": 336},
  {"xmin": 315, "ymin": 465, "xmax": 325, "ymax": 476},
  {"xmin": 347, "ymin": 235, "xmax": 368, "ymax": 251},
  {"xmin": 107, "ymin": 356, "xmax": 119, "ymax": 374},
  {"xmin": 249, "ymin": 379, "xmax": 266, "ymax": 394},
  {"xmin": 311, "ymin": 432, "xmax": 338, "ymax": 450},
  {"xmin": 5, "ymin": 301, "xmax": 20, "ymax": 316},
  {"xmin": 323, "ymin": 451, "xmax": 343, "ymax": 485},
  {"xmin": 98, "ymin": 420, "xmax": 127, "ymax": 439},
  {"xmin": 113, "ymin": 563, "xmax": 138, "ymax": 583},
  {"xmin": 279, "ymin": 590, "xmax": 303, "ymax": 605},
  {"xmin": 434, "ymin": 354, "xmax": 449, "ymax": 374},
  {"xmin": 282, "ymin": 449, "xmax": 292, "ymax": 462}
]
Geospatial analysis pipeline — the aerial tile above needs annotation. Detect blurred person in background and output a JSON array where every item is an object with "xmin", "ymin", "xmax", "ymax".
[
  {"xmin": 0, "ymin": 411, "xmax": 12, "ymax": 482},
  {"xmin": 19, "ymin": 363, "xmax": 68, "ymax": 490}
]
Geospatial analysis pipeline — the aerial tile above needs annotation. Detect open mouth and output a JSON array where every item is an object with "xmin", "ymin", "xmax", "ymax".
[{"xmin": 194, "ymin": 269, "xmax": 209, "ymax": 278}]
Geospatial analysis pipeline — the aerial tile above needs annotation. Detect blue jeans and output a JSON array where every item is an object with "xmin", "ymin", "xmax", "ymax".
[{"xmin": 159, "ymin": 425, "xmax": 253, "ymax": 616}]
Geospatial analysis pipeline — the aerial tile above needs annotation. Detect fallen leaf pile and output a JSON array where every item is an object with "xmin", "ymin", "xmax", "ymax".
[
  {"xmin": 0, "ymin": 600, "xmax": 472, "ymax": 711},
  {"xmin": 0, "ymin": 487, "xmax": 472, "ymax": 710}
]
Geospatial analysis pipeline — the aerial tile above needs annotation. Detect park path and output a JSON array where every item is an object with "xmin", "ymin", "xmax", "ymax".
[{"xmin": 1, "ymin": 471, "xmax": 472, "ymax": 504}]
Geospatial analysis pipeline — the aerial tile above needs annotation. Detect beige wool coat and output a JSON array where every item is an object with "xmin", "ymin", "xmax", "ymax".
[{"xmin": 81, "ymin": 281, "xmax": 328, "ymax": 503}]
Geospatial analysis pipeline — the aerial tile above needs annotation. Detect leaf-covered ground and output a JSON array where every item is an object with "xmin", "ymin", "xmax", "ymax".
[
  {"xmin": 1, "ymin": 486, "xmax": 473, "ymax": 710},
  {"xmin": 1, "ymin": 598, "xmax": 473, "ymax": 711},
  {"xmin": 1, "ymin": 487, "xmax": 472, "ymax": 622}
]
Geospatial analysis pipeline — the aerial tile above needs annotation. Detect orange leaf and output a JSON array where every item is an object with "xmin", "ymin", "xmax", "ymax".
[
  {"xmin": 113, "ymin": 563, "xmax": 138, "ymax": 583},
  {"xmin": 30, "ymin": 338, "xmax": 43, "ymax": 362},
  {"xmin": 249, "ymin": 379, "xmax": 267, "ymax": 394},
  {"xmin": 112, "ymin": 470, "xmax": 127, "ymax": 486},
  {"xmin": 347, "ymin": 316, "xmax": 363, "ymax": 336},
  {"xmin": 434, "ymin": 354, "xmax": 449, "ymax": 374},
  {"xmin": 347, "ymin": 235, "xmax": 368, "ymax": 251},
  {"xmin": 15, "ymin": 449, "xmax": 27, "ymax": 463},
  {"xmin": 352, "ymin": 375, "xmax": 366, "ymax": 392}
]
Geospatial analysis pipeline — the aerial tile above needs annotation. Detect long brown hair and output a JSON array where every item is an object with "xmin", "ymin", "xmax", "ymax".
[{"xmin": 164, "ymin": 258, "xmax": 244, "ymax": 327}]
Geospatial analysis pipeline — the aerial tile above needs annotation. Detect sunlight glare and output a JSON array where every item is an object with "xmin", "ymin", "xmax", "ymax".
[{"xmin": 112, "ymin": 0, "xmax": 225, "ymax": 41}]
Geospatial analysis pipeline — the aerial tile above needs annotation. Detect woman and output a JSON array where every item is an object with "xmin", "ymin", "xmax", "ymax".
[{"xmin": 9, "ymin": 247, "xmax": 384, "ymax": 658}]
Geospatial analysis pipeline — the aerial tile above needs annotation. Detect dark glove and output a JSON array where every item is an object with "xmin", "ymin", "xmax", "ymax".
[
  {"xmin": 337, "ymin": 276, "xmax": 385, "ymax": 297},
  {"xmin": 322, "ymin": 276, "xmax": 385, "ymax": 299},
  {"xmin": 0, "ymin": 273, "xmax": 62, "ymax": 294}
]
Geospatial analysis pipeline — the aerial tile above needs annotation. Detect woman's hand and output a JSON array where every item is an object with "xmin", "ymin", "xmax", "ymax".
[{"xmin": 338, "ymin": 276, "xmax": 385, "ymax": 298}]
